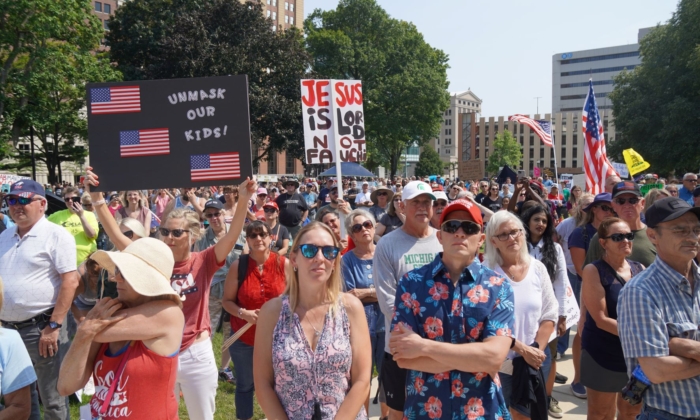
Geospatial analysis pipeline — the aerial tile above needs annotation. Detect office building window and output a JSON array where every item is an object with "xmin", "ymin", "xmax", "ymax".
[
  {"xmin": 268, "ymin": 152, "xmax": 277, "ymax": 174},
  {"xmin": 95, "ymin": 1, "xmax": 102, "ymax": 12},
  {"xmin": 290, "ymin": 17, "xmax": 294, "ymax": 25},
  {"xmin": 560, "ymin": 51, "xmax": 639, "ymax": 65},
  {"xmin": 290, "ymin": 3, "xmax": 294, "ymax": 11},
  {"xmin": 445, "ymin": 149, "xmax": 450, "ymax": 155},
  {"xmin": 285, "ymin": 2, "xmax": 288, "ymax": 10},
  {"xmin": 104, "ymin": 3, "xmax": 111, "ymax": 13},
  {"xmin": 573, "ymin": 147, "xmax": 578, "ymax": 157},
  {"xmin": 572, "ymin": 159, "xmax": 578, "ymax": 167},
  {"xmin": 284, "ymin": 15, "xmax": 288, "ymax": 23},
  {"xmin": 561, "ymin": 92, "xmax": 607, "ymax": 101},
  {"xmin": 475, "ymin": 149, "xmax": 479, "ymax": 158},
  {"xmin": 561, "ymin": 148, "xmax": 566, "ymax": 158},
  {"xmin": 449, "ymin": 109, "xmax": 452, "ymax": 115},
  {"xmin": 540, "ymin": 148, "xmax": 544, "ymax": 159},
  {"xmin": 272, "ymin": 0, "xmax": 277, "ymax": 5},
  {"xmin": 103, "ymin": 20, "xmax": 109, "ymax": 30},
  {"xmin": 437, "ymin": 138, "xmax": 440, "ymax": 145},
  {"xmin": 561, "ymin": 79, "xmax": 613, "ymax": 89},
  {"xmin": 272, "ymin": 25, "xmax": 277, "ymax": 32},
  {"xmin": 267, "ymin": 10, "xmax": 270, "ymax": 17},
  {"xmin": 529, "ymin": 137, "xmax": 534, "ymax": 146},
  {"xmin": 286, "ymin": 153, "xmax": 295, "ymax": 174},
  {"xmin": 561, "ymin": 65, "xmax": 637, "ymax": 77},
  {"xmin": 550, "ymin": 159, "xmax": 556, "ymax": 168},
  {"xmin": 272, "ymin": 12, "xmax": 276, "ymax": 19}
]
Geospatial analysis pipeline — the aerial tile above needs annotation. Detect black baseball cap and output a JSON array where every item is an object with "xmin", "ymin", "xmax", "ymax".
[
  {"xmin": 645, "ymin": 197, "xmax": 700, "ymax": 228},
  {"xmin": 204, "ymin": 199, "xmax": 223, "ymax": 210},
  {"xmin": 612, "ymin": 181, "xmax": 641, "ymax": 198}
]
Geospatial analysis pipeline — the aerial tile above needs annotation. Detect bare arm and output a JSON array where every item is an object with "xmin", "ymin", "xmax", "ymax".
[
  {"xmin": 570, "ymin": 247, "xmax": 586, "ymax": 278},
  {"xmin": 335, "ymin": 294, "xmax": 372, "ymax": 419},
  {"xmin": 214, "ymin": 179, "xmax": 256, "ymax": 263},
  {"xmin": 85, "ymin": 168, "xmax": 133, "ymax": 251},
  {"xmin": 253, "ymin": 298, "xmax": 290, "ymax": 420},
  {"xmin": 160, "ymin": 198, "xmax": 176, "ymax": 223},
  {"xmin": 275, "ymin": 238, "xmax": 289, "ymax": 256},
  {"xmin": 52, "ymin": 271, "xmax": 79, "ymax": 325},
  {"xmin": 374, "ymin": 223, "xmax": 387, "ymax": 240},
  {"xmin": 669, "ymin": 337, "xmax": 700, "ymax": 361},
  {"xmin": 581, "ymin": 264, "xmax": 618, "ymax": 336},
  {"xmin": 222, "ymin": 259, "xmax": 259, "ymax": 325},
  {"xmin": 75, "ymin": 205, "xmax": 97, "ymax": 239},
  {"xmin": 0, "ymin": 386, "xmax": 31, "ymax": 420},
  {"xmin": 638, "ymin": 355, "xmax": 700, "ymax": 384},
  {"xmin": 143, "ymin": 209, "xmax": 152, "ymax": 233}
]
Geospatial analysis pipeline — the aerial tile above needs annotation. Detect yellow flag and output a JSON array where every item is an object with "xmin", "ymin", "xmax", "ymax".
[{"xmin": 623, "ymin": 148, "xmax": 651, "ymax": 176}]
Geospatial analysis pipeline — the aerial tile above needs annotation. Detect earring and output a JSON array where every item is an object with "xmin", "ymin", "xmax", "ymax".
[{"xmin": 293, "ymin": 266, "xmax": 297, "ymax": 272}]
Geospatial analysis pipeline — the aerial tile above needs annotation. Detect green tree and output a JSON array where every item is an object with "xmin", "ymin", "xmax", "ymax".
[
  {"xmin": 486, "ymin": 130, "xmax": 522, "ymax": 175},
  {"xmin": 106, "ymin": 0, "xmax": 312, "ymax": 164},
  {"xmin": 609, "ymin": 0, "xmax": 700, "ymax": 174},
  {"xmin": 305, "ymin": 0, "xmax": 450, "ymax": 178},
  {"xmin": 414, "ymin": 146, "xmax": 443, "ymax": 178}
]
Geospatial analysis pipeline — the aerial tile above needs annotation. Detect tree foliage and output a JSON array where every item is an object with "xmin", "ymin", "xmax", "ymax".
[
  {"xmin": 414, "ymin": 146, "xmax": 443, "ymax": 178},
  {"xmin": 609, "ymin": 0, "xmax": 700, "ymax": 174},
  {"xmin": 106, "ymin": 0, "xmax": 312, "ymax": 164},
  {"xmin": 304, "ymin": 0, "xmax": 450, "ymax": 178},
  {"xmin": 486, "ymin": 130, "xmax": 522, "ymax": 175}
]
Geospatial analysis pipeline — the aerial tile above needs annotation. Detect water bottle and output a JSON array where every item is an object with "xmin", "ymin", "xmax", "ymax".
[{"xmin": 621, "ymin": 364, "xmax": 651, "ymax": 405}]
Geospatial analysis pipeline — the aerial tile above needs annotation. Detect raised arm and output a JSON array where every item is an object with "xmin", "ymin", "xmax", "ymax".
[
  {"xmin": 85, "ymin": 168, "xmax": 133, "ymax": 251},
  {"xmin": 213, "ymin": 178, "xmax": 256, "ymax": 263}
]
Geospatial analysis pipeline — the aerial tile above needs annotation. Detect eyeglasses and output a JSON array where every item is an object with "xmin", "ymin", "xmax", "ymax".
[
  {"xmin": 433, "ymin": 200, "xmax": 447, "ymax": 207},
  {"xmin": 440, "ymin": 220, "xmax": 481, "ymax": 235},
  {"xmin": 490, "ymin": 188, "xmax": 499, "ymax": 191},
  {"xmin": 602, "ymin": 232, "xmax": 635, "ymax": 242},
  {"xmin": 667, "ymin": 189, "xmax": 678, "ymax": 194},
  {"xmin": 495, "ymin": 229, "xmax": 523, "ymax": 242},
  {"xmin": 159, "ymin": 228, "xmax": 190, "ymax": 238},
  {"xmin": 596, "ymin": 204, "xmax": 614, "ymax": 212},
  {"xmin": 4, "ymin": 196, "xmax": 42, "ymax": 206},
  {"xmin": 377, "ymin": 192, "xmax": 388, "ymax": 197},
  {"xmin": 263, "ymin": 207, "xmax": 277, "ymax": 213},
  {"xmin": 655, "ymin": 225, "xmax": 700, "ymax": 237},
  {"xmin": 204, "ymin": 212, "xmax": 221, "ymax": 218},
  {"xmin": 614, "ymin": 197, "xmax": 640, "ymax": 205},
  {"xmin": 123, "ymin": 230, "xmax": 134, "ymax": 239},
  {"xmin": 351, "ymin": 220, "xmax": 374, "ymax": 233},
  {"xmin": 299, "ymin": 244, "xmax": 340, "ymax": 260},
  {"xmin": 684, "ymin": 179, "xmax": 698, "ymax": 183},
  {"xmin": 64, "ymin": 196, "xmax": 81, "ymax": 203},
  {"xmin": 393, "ymin": 198, "xmax": 401, "ymax": 202},
  {"xmin": 248, "ymin": 232, "xmax": 269, "ymax": 240}
]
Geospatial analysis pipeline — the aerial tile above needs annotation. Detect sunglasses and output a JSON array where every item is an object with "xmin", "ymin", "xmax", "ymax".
[
  {"xmin": 159, "ymin": 228, "xmax": 190, "ymax": 238},
  {"xmin": 597, "ymin": 204, "xmax": 614, "ymax": 212},
  {"xmin": 65, "ymin": 196, "xmax": 81, "ymax": 203},
  {"xmin": 614, "ymin": 197, "xmax": 640, "ymax": 205},
  {"xmin": 490, "ymin": 188, "xmax": 499, "ymax": 191},
  {"xmin": 4, "ymin": 196, "xmax": 42, "ymax": 206},
  {"xmin": 123, "ymin": 230, "xmax": 134, "ymax": 239},
  {"xmin": 351, "ymin": 220, "xmax": 374, "ymax": 233},
  {"xmin": 204, "ymin": 212, "xmax": 221, "ymax": 218},
  {"xmin": 602, "ymin": 232, "xmax": 635, "ymax": 242},
  {"xmin": 393, "ymin": 198, "xmax": 401, "ymax": 202},
  {"xmin": 441, "ymin": 220, "xmax": 481, "ymax": 235},
  {"xmin": 299, "ymin": 244, "xmax": 340, "ymax": 260},
  {"xmin": 263, "ymin": 208, "xmax": 277, "ymax": 213},
  {"xmin": 248, "ymin": 232, "xmax": 269, "ymax": 240},
  {"xmin": 258, "ymin": 193, "xmax": 267, "ymax": 197},
  {"xmin": 377, "ymin": 192, "xmax": 388, "ymax": 197},
  {"xmin": 433, "ymin": 200, "xmax": 447, "ymax": 207}
]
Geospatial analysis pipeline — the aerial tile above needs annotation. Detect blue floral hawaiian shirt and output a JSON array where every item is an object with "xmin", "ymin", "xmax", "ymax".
[{"xmin": 392, "ymin": 254, "xmax": 515, "ymax": 420}]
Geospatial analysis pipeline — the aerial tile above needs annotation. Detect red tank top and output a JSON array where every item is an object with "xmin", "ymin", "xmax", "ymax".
[{"xmin": 89, "ymin": 341, "xmax": 178, "ymax": 420}]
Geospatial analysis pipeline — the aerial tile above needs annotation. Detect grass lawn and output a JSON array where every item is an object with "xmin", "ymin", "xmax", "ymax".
[{"xmin": 68, "ymin": 330, "xmax": 266, "ymax": 419}]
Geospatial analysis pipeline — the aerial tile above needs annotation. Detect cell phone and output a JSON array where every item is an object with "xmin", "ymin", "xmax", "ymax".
[{"xmin": 79, "ymin": 175, "xmax": 85, "ymax": 185}]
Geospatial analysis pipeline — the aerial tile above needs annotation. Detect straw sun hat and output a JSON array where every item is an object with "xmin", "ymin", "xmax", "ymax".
[{"xmin": 91, "ymin": 238, "xmax": 181, "ymax": 307}]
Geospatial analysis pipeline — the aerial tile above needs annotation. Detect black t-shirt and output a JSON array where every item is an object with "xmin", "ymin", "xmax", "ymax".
[
  {"xmin": 379, "ymin": 213, "xmax": 403, "ymax": 236},
  {"xmin": 318, "ymin": 187, "xmax": 330, "ymax": 204},
  {"xmin": 481, "ymin": 196, "xmax": 503, "ymax": 212},
  {"xmin": 475, "ymin": 193, "xmax": 486, "ymax": 204},
  {"xmin": 268, "ymin": 223, "xmax": 290, "ymax": 252},
  {"xmin": 275, "ymin": 192, "xmax": 308, "ymax": 227}
]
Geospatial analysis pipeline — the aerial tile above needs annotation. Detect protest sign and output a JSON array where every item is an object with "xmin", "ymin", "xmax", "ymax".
[
  {"xmin": 533, "ymin": 167, "xmax": 541, "ymax": 178},
  {"xmin": 0, "ymin": 174, "xmax": 30, "ymax": 186},
  {"xmin": 87, "ymin": 75, "xmax": 253, "ymax": 192},
  {"xmin": 640, "ymin": 183, "xmax": 663, "ymax": 196},
  {"xmin": 301, "ymin": 79, "xmax": 366, "ymax": 165},
  {"xmin": 612, "ymin": 162, "xmax": 630, "ymax": 179}
]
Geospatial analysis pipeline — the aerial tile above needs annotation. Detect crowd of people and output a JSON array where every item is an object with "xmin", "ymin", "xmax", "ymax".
[{"xmin": 0, "ymin": 168, "xmax": 698, "ymax": 420}]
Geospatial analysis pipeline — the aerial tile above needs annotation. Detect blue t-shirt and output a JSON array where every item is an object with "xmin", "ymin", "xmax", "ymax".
[
  {"xmin": 341, "ymin": 251, "xmax": 385, "ymax": 335},
  {"xmin": 0, "ymin": 329, "xmax": 37, "ymax": 396},
  {"xmin": 568, "ymin": 223, "xmax": 598, "ymax": 252}
]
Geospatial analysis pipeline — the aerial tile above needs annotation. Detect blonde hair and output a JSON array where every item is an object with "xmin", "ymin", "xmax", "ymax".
[
  {"xmin": 644, "ymin": 188, "xmax": 670, "ymax": 214},
  {"xmin": 285, "ymin": 222, "xmax": 342, "ymax": 315},
  {"xmin": 122, "ymin": 190, "xmax": 146, "ymax": 209},
  {"xmin": 162, "ymin": 208, "xmax": 202, "ymax": 241},
  {"xmin": 387, "ymin": 192, "xmax": 402, "ymax": 217},
  {"xmin": 483, "ymin": 211, "xmax": 530, "ymax": 269},
  {"xmin": 120, "ymin": 217, "xmax": 149, "ymax": 239},
  {"xmin": 575, "ymin": 193, "xmax": 595, "ymax": 227}
]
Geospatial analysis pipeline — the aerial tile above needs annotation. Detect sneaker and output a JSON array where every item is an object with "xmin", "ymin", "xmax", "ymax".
[
  {"xmin": 556, "ymin": 352, "xmax": 564, "ymax": 360},
  {"xmin": 570, "ymin": 382, "xmax": 587, "ymax": 399},
  {"xmin": 555, "ymin": 372, "xmax": 568, "ymax": 384},
  {"xmin": 219, "ymin": 367, "xmax": 235, "ymax": 384},
  {"xmin": 548, "ymin": 396, "xmax": 563, "ymax": 418}
]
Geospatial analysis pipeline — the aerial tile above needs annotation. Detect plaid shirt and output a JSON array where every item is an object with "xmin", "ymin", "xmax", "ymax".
[{"xmin": 618, "ymin": 256, "xmax": 700, "ymax": 417}]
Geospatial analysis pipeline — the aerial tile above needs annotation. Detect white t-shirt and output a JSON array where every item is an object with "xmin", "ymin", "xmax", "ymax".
[
  {"xmin": 355, "ymin": 191, "xmax": 372, "ymax": 205},
  {"xmin": 493, "ymin": 259, "xmax": 558, "ymax": 360},
  {"xmin": 555, "ymin": 217, "xmax": 577, "ymax": 274},
  {"xmin": 0, "ymin": 217, "xmax": 77, "ymax": 322}
]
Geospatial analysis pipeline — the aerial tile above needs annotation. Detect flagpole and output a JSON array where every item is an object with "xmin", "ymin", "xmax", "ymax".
[
  {"xmin": 331, "ymin": 80, "xmax": 346, "ymax": 239},
  {"xmin": 550, "ymin": 113, "xmax": 559, "ymax": 183}
]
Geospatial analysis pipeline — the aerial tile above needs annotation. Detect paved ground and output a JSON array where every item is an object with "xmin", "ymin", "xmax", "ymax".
[{"xmin": 367, "ymin": 333, "xmax": 588, "ymax": 419}]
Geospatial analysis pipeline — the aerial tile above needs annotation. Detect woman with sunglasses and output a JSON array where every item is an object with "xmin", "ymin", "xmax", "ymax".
[
  {"xmin": 341, "ymin": 210, "xmax": 389, "ymax": 418},
  {"xmin": 57, "ymin": 238, "xmax": 185, "ymax": 420},
  {"xmin": 580, "ymin": 218, "xmax": 643, "ymax": 420},
  {"xmin": 85, "ymin": 168, "xmax": 255, "ymax": 420},
  {"xmin": 254, "ymin": 222, "xmax": 371, "ymax": 420},
  {"xmin": 483, "ymin": 211, "xmax": 557, "ymax": 419},
  {"xmin": 482, "ymin": 182, "xmax": 504, "ymax": 212},
  {"xmin": 116, "ymin": 190, "xmax": 152, "ymax": 233},
  {"xmin": 447, "ymin": 184, "xmax": 461, "ymax": 202},
  {"xmin": 263, "ymin": 202, "xmax": 290, "ymax": 256},
  {"xmin": 374, "ymin": 192, "xmax": 405, "ymax": 240},
  {"xmin": 317, "ymin": 207, "xmax": 349, "ymax": 251},
  {"xmin": 368, "ymin": 187, "xmax": 393, "ymax": 223},
  {"xmin": 222, "ymin": 221, "xmax": 288, "ymax": 420}
]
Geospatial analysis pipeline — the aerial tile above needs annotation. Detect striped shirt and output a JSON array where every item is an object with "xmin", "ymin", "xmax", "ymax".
[{"xmin": 617, "ymin": 256, "xmax": 700, "ymax": 417}]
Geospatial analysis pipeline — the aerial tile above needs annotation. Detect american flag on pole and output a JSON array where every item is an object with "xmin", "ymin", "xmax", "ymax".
[
  {"xmin": 90, "ymin": 86, "xmax": 141, "ymax": 114},
  {"xmin": 210, "ymin": 186, "xmax": 219, "ymax": 195},
  {"xmin": 582, "ymin": 80, "xmax": 616, "ymax": 195},
  {"xmin": 119, "ymin": 129, "xmax": 170, "ymax": 158},
  {"xmin": 191, "ymin": 152, "xmax": 241, "ymax": 182},
  {"xmin": 508, "ymin": 114, "xmax": 553, "ymax": 147}
]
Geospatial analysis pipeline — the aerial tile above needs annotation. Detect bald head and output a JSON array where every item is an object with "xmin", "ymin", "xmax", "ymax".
[{"xmin": 605, "ymin": 175, "xmax": 622, "ymax": 193}]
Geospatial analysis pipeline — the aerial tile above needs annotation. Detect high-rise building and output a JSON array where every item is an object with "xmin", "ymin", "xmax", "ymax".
[
  {"xmin": 429, "ymin": 90, "xmax": 482, "ymax": 172},
  {"xmin": 254, "ymin": 0, "xmax": 304, "ymax": 31},
  {"xmin": 552, "ymin": 27, "xmax": 653, "ymax": 113}
]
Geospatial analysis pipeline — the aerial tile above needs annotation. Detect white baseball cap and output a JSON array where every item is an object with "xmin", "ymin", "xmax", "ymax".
[
  {"xmin": 433, "ymin": 191, "xmax": 448, "ymax": 203},
  {"xmin": 403, "ymin": 181, "xmax": 436, "ymax": 201}
]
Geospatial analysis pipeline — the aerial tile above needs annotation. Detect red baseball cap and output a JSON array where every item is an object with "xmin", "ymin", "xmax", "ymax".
[
  {"xmin": 439, "ymin": 199, "xmax": 483, "ymax": 227},
  {"xmin": 263, "ymin": 201, "xmax": 279, "ymax": 211}
]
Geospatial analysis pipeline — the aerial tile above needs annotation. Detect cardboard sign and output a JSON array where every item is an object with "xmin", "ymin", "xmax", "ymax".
[
  {"xmin": 640, "ymin": 183, "xmax": 663, "ymax": 196},
  {"xmin": 612, "ymin": 162, "xmax": 630, "ymax": 179},
  {"xmin": 533, "ymin": 167, "xmax": 541, "ymax": 178},
  {"xmin": 87, "ymin": 75, "xmax": 253, "ymax": 192},
  {"xmin": 0, "ymin": 174, "xmax": 30, "ymax": 186},
  {"xmin": 301, "ymin": 79, "xmax": 366, "ymax": 164}
]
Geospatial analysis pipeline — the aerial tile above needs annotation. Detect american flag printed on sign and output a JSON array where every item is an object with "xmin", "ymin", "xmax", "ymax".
[
  {"xmin": 119, "ymin": 129, "xmax": 170, "ymax": 158},
  {"xmin": 90, "ymin": 86, "xmax": 141, "ymax": 114},
  {"xmin": 582, "ymin": 80, "xmax": 616, "ymax": 195},
  {"xmin": 508, "ymin": 114, "xmax": 553, "ymax": 147},
  {"xmin": 191, "ymin": 153, "xmax": 241, "ymax": 182}
]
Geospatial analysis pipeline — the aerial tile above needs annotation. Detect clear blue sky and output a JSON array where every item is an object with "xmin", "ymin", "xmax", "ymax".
[{"xmin": 304, "ymin": 0, "xmax": 678, "ymax": 117}]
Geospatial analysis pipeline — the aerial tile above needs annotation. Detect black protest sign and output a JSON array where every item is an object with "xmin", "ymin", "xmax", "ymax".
[{"xmin": 87, "ymin": 75, "xmax": 252, "ymax": 192}]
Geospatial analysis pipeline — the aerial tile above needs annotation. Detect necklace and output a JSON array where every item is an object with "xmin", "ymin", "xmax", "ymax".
[
  {"xmin": 505, "ymin": 263, "xmax": 523, "ymax": 281},
  {"xmin": 299, "ymin": 304, "xmax": 327, "ymax": 337}
]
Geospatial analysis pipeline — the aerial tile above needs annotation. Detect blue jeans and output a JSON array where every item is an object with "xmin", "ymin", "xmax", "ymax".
[
  {"xmin": 639, "ymin": 405, "xmax": 700, "ymax": 420},
  {"xmin": 229, "ymin": 339, "xmax": 254, "ymax": 419}
]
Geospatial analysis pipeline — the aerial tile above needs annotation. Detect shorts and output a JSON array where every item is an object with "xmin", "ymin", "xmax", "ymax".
[
  {"xmin": 580, "ymin": 349, "xmax": 629, "ymax": 393},
  {"xmin": 381, "ymin": 352, "xmax": 407, "ymax": 411}
]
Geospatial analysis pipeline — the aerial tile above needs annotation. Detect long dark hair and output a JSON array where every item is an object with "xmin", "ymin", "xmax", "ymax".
[{"xmin": 520, "ymin": 205, "xmax": 557, "ymax": 282}]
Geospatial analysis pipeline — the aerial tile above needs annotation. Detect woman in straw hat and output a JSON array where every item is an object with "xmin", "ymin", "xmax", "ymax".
[
  {"xmin": 254, "ymin": 222, "xmax": 371, "ymax": 420},
  {"xmin": 57, "ymin": 238, "xmax": 184, "ymax": 420}
]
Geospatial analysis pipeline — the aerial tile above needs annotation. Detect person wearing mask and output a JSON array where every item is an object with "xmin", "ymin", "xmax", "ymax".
[
  {"xmin": 483, "ymin": 211, "xmax": 557, "ymax": 419},
  {"xmin": 116, "ymin": 190, "xmax": 153, "ymax": 233},
  {"xmin": 375, "ymin": 192, "xmax": 404, "ymax": 241},
  {"xmin": 254, "ymin": 222, "xmax": 371, "ymax": 419},
  {"xmin": 373, "ymin": 181, "xmax": 442, "ymax": 420},
  {"xmin": 275, "ymin": 179, "xmax": 308, "ymax": 241},
  {"xmin": 222, "ymin": 221, "xmax": 288, "ymax": 420},
  {"xmin": 341, "ymin": 210, "xmax": 388, "ymax": 418},
  {"xmin": 428, "ymin": 191, "xmax": 448, "ymax": 229},
  {"xmin": 521, "ymin": 205, "xmax": 573, "ymax": 418},
  {"xmin": 263, "ymin": 202, "xmax": 290, "ymax": 256},
  {"xmin": 580, "ymin": 218, "xmax": 643, "ymax": 420},
  {"xmin": 678, "ymin": 173, "xmax": 698, "ymax": 205},
  {"xmin": 390, "ymin": 200, "xmax": 515, "ymax": 420},
  {"xmin": 57, "ymin": 238, "xmax": 185, "ymax": 420},
  {"xmin": 482, "ymin": 182, "xmax": 504, "ymax": 212},
  {"xmin": 48, "ymin": 186, "xmax": 99, "ymax": 265},
  {"xmin": 368, "ymin": 186, "xmax": 393, "ymax": 223},
  {"xmin": 618, "ymin": 197, "xmax": 700, "ymax": 420}
]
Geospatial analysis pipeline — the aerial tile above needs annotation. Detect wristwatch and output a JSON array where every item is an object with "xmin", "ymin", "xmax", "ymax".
[{"xmin": 48, "ymin": 321, "xmax": 62, "ymax": 330}]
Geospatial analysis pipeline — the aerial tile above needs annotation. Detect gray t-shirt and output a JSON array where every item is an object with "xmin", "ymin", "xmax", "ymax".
[{"xmin": 373, "ymin": 227, "xmax": 442, "ymax": 353}]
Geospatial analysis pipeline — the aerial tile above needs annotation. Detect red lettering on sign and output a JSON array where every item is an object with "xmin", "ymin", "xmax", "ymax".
[
  {"xmin": 334, "ymin": 82, "xmax": 363, "ymax": 107},
  {"xmin": 301, "ymin": 80, "xmax": 316, "ymax": 107}
]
